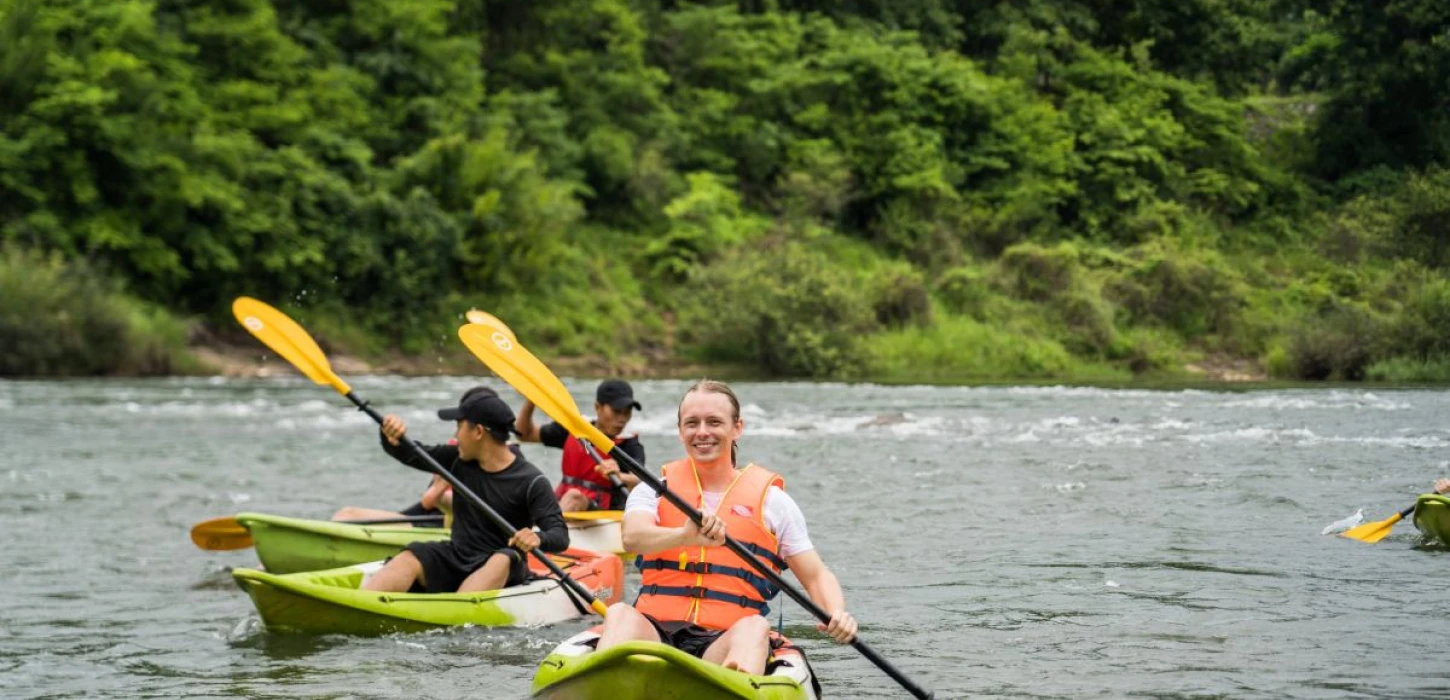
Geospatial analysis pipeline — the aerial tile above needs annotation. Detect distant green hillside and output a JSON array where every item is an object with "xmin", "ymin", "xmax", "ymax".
[{"xmin": 4, "ymin": 0, "xmax": 1450, "ymax": 382}]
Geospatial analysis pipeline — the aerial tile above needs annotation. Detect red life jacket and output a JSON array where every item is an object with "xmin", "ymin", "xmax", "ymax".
[
  {"xmin": 634, "ymin": 460, "xmax": 787, "ymax": 630},
  {"xmin": 553, "ymin": 433, "xmax": 631, "ymax": 509}
]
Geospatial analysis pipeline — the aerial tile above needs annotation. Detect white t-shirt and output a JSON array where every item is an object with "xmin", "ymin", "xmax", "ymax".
[{"xmin": 625, "ymin": 483, "xmax": 814, "ymax": 558}]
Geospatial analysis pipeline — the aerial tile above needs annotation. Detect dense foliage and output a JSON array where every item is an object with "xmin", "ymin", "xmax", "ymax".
[{"xmin": 3, "ymin": 0, "xmax": 1450, "ymax": 381}]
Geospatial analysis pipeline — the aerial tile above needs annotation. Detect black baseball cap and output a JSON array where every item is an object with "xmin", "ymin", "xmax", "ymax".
[
  {"xmin": 438, "ymin": 386, "xmax": 519, "ymax": 435},
  {"xmin": 596, "ymin": 379, "xmax": 641, "ymax": 411}
]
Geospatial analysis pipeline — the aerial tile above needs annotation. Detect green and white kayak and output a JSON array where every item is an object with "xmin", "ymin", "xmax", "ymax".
[
  {"xmin": 238, "ymin": 512, "xmax": 450, "ymax": 575},
  {"xmin": 532, "ymin": 628, "xmax": 818, "ymax": 699},
  {"xmin": 1413, "ymin": 493, "xmax": 1450, "ymax": 544},
  {"xmin": 238, "ymin": 511, "xmax": 627, "ymax": 575},
  {"xmin": 233, "ymin": 549, "xmax": 624, "ymax": 635}
]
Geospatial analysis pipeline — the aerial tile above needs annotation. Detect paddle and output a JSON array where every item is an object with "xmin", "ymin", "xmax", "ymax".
[
  {"xmin": 457, "ymin": 323, "xmax": 935, "ymax": 700},
  {"xmin": 230, "ymin": 297, "xmax": 608, "ymax": 618},
  {"xmin": 580, "ymin": 437, "xmax": 630, "ymax": 493},
  {"xmin": 1340, "ymin": 504, "xmax": 1416, "ymax": 543},
  {"xmin": 190, "ymin": 514, "xmax": 447, "ymax": 551},
  {"xmin": 470, "ymin": 310, "xmax": 628, "ymax": 499}
]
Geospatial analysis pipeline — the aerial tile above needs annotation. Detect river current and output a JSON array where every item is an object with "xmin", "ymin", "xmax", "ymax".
[{"xmin": 2, "ymin": 377, "xmax": 1447, "ymax": 698}]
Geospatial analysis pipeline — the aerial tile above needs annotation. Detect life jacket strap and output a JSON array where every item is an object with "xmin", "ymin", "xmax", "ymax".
[
  {"xmin": 740, "ymin": 541, "xmax": 789, "ymax": 571},
  {"xmin": 635, "ymin": 559, "xmax": 781, "ymax": 600},
  {"xmin": 636, "ymin": 584, "xmax": 771, "ymax": 616}
]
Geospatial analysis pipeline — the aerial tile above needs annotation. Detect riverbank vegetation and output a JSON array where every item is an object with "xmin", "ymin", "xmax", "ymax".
[{"xmin": 3, "ymin": 0, "xmax": 1449, "ymax": 382}]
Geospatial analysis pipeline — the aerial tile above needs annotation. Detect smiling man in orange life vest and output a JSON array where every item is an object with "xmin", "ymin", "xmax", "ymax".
[
  {"xmin": 516, "ymin": 379, "xmax": 645, "ymax": 512},
  {"xmin": 593, "ymin": 380, "xmax": 857, "ymax": 676}
]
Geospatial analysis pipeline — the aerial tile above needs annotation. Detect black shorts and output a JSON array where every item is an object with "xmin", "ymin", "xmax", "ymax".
[
  {"xmin": 403, "ymin": 541, "xmax": 530, "ymax": 593},
  {"xmin": 641, "ymin": 615, "xmax": 726, "ymax": 658},
  {"xmin": 399, "ymin": 501, "xmax": 441, "ymax": 517}
]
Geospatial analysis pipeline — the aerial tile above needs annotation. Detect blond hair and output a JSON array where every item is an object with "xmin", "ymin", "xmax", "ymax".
[{"xmin": 678, "ymin": 379, "xmax": 741, "ymax": 465}]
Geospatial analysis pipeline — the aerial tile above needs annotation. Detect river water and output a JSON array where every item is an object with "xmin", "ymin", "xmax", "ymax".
[{"xmin": 2, "ymin": 377, "xmax": 1448, "ymax": 698}]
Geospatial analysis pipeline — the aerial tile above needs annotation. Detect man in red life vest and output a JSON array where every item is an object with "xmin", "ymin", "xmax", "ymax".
[
  {"xmin": 594, "ymin": 380, "xmax": 857, "ymax": 675},
  {"xmin": 517, "ymin": 379, "xmax": 645, "ymax": 512}
]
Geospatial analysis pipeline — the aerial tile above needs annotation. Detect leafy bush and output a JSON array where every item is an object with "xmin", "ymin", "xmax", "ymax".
[
  {"xmin": 1392, "ymin": 276, "xmax": 1450, "ymax": 360},
  {"xmin": 644, "ymin": 172, "xmax": 768, "ymax": 281},
  {"xmin": 993, "ymin": 242, "xmax": 1082, "ymax": 302},
  {"xmin": 0, "ymin": 248, "xmax": 193, "ymax": 376},
  {"xmin": 866, "ymin": 315, "xmax": 1082, "ymax": 381},
  {"xmin": 1285, "ymin": 305, "xmax": 1386, "ymax": 380},
  {"xmin": 934, "ymin": 265, "xmax": 992, "ymax": 318},
  {"xmin": 868, "ymin": 263, "xmax": 932, "ymax": 328},
  {"xmin": 1365, "ymin": 356, "xmax": 1450, "ymax": 383},
  {"xmin": 1106, "ymin": 242, "xmax": 1245, "ymax": 341},
  {"xmin": 676, "ymin": 243, "xmax": 878, "ymax": 377}
]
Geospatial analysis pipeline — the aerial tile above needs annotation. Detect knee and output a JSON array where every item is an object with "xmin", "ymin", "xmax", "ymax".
[
  {"xmin": 733, "ymin": 615, "xmax": 770, "ymax": 637},
  {"xmin": 390, "ymin": 550, "xmax": 422, "ymax": 572},
  {"xmin": 605, "ymin": 602, "xmax": 639, "ymax": 620}
]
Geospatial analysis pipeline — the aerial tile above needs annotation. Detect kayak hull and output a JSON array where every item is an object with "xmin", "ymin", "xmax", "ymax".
[
  {"xmin": 532, "ymin": 629, "xmax": 816, "ymax": 700},
  {"xmin": 563, "ymin": 512, "xmax": 625, "ymax": 556},
  {"xmin": 239, "ymin": 512, "xmax": 448, "ymax": 575},
  {"xmin": 1413, "ymin": 494, "xmax": 1450, "ymax": 544},
  {"xmin": 238, "ymin": 511, "xmax": 626, "ymax": 575},
  {"xmin": 233, "ymin": 549, "xmax": 623, "ymax": 635}
]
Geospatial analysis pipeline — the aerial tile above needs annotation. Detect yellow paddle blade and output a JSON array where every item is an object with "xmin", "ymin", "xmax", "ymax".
[
  {"xmin": 465, "ymin": 309, "xmax": 516, "ymax": 342},
  {"xmin": 457, "ymin": 324, "xmax": 614, "ymax": 453},
  {"xmin": 189, "ymin": 516, "xmax": 253, "ymax": 550},
  {"xmin": 1340, "ymin": 512, "xmax": 1403, "ymax": 543},
  {"xmin": 232, "ymin": 297, "xmax": 351, "ymax": 395},
  {"xmin": 563, "ymin": 510, "xmax": 624, "ymax": 522}
]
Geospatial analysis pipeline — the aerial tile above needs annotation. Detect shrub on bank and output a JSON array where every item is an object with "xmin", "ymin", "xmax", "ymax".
[
  {"xmin": 0, "ymin": 248, "xmax": 194, "ymax": 376},
  {"xmin": 675, "ymin": 242, "xmax": 878, "ymax": 377}
]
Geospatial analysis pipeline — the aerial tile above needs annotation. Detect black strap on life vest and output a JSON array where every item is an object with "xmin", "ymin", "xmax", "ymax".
[
  {"xmin": 635, "ymin": 584, "xmax": 771, "ymax": 615},
  {"xmin": 635, "ymin": 559, "xmax": 780, "ymax": 601}
]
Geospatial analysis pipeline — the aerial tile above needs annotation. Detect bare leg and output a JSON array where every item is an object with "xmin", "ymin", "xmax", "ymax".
[
  {"xmin": 457, "ymin": 551, "xmax": 515, "ymax": 592},
  {"xmin": 596, "ymin": 603, "xmax": 662, "ymax": 651},
  {"xmin": 702, "ymin": 615, "xmax": 771, "ymax": 675},
  {"xmin": 332, "ymin": 506, "xmax": 412, "ymax": 526},
  {"xmin": 361, "ymin": 551, "xmax": 424, "ymax": 592},
  {"xmin": 558, "ymin": 489, "xmax": 592, "ymax": 513}
]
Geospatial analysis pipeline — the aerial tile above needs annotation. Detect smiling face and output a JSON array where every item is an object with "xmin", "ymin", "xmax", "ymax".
[{"xmin": 677, "ymin": 390, "xmax": 742, "ymax": 464}]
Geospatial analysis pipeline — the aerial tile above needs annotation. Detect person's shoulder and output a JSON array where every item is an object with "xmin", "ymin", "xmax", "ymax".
[
  {"xmin": 765, "ymin": 485, "xmax": 801, "ymax": 509},
  {"xmin": 508, "ymin": 454, "xmax": 542, "ymax": 473}
]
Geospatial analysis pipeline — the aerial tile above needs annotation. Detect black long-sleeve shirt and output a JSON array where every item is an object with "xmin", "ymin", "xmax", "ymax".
[{"xmin": 381, "ymin": 435, "xmax": 568, "ymax": 565}]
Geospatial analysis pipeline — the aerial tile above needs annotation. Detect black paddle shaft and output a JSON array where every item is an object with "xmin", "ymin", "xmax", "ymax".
[
  {"xmin": 578, "ymin": 439, "xmax": 629, "ymax": 492},
  {"xmin": 343, "ymin": 393, "xmax": 599, "ymax": 614},
  {"xmin": 604, "ymin": 446, "xmax": 935, "ymax": 700}
]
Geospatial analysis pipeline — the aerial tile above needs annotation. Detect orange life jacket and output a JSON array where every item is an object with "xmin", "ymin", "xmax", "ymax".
[{"xmin": 634, "ymin": 460, "xmax": 788, "ymax": 630}]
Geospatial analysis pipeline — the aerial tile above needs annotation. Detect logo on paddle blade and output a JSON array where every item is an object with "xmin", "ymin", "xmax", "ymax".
[
  {"xmin": 243, "ymin": 316, "xmax": 264, "ymax": 332},
  {"xmin": 491, "ymin": 332, "xmax": 513, "ymax": 351},
  {"xmin": 731, "ymin": 504, "xmax": 753, "ymax": 518}
]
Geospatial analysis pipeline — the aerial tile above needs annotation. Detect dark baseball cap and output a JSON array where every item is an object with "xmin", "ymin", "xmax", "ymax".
[
  {"xmin": 596, "ymin": 379, "xmax": 641, "ymax": 411},
  {"xmin": 438, "ymin": 386, "xmax": 519, "ymax": 435}
]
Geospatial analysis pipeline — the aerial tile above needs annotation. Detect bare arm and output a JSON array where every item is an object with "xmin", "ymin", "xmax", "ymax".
[
  {"xmin": 788, "ymin": 549, "xmax": 856, "ymax": 643},
  {"xmin": 515, "ymin": 400, "xmax": 542, "ymax": 443},
  {"xmin": 621, "ymin": 510, "xmax": 724, "ymax": 554}
]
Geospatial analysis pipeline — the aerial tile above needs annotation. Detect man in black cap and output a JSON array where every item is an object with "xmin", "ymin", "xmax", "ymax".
[
  {"xmin": 361, "ymin": 386, "xmax": 568, "ymax": 593},
  {"xmin": 517, "ymin": 379, "xmax": 646, "ymax": 512}
]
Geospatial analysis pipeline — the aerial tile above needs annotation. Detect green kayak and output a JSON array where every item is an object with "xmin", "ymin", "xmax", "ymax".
[
  {"xmin": 237, "ymin": 511, "xmax": 626, "ymax": 575},
  {"xmin": 233, "ymin": 549, "xmax": 624, "ymax": 635},
  {"xmin": 1413, "ymin": 493, "xmax": 1450, "ymax": 544},
  {"xmin": 532, "ymin": 628, "xmax": 818, "ymax": 699},
  {"xmin": 237, "ymin": 512, "xmax": 449, "ymax": 575}
]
